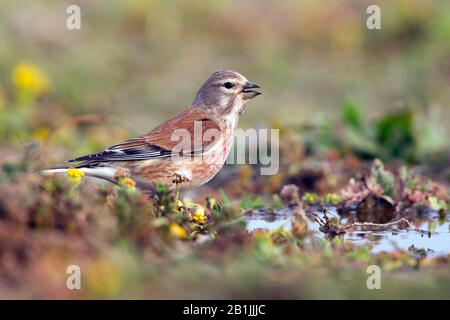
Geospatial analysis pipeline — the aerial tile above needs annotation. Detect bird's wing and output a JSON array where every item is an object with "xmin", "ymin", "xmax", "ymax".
[
  {"xmin": 68, "ymin": 107, "xmax": 222, "ymax": 163},
  {"xmin": 145, "ymin": 107, "xmax": 222, "ymax": 153}
]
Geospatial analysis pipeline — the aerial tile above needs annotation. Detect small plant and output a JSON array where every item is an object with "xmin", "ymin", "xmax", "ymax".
[
  {"xmin": 239, "ymin": 195, "xmax": 267, "ymax": 209},
  {"xmin": 323, "ymin": 193, "xmax": 342, "ymax": 205},
  {"xmin": 301, "ymin": 192, "xmax": 317, "ymax": 204}
]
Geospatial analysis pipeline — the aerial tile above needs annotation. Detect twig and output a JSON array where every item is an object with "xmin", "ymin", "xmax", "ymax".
[
  {"xmin": 346, "ymin": 218, "xmax": 410, "ymax": 232},
  {"xmin": 312, "ymin": 202, "xmax": 411, "ymax": 238},
  {"xmin": 312, "ymin": 203, "xmax": 346, "ymax": 237}
]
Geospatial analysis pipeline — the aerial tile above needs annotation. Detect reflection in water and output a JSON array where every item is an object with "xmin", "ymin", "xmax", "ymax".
[
  {"xmin": 245, "ymin": 208, "xmax": 293, "ymax": 233},
  {"xmin": 244, "ymin": 206, "xmax": 450, "ymax": 256},
  {"xmin": 347, "ymin": 226, "xmax": 449, "ymax": 257}
]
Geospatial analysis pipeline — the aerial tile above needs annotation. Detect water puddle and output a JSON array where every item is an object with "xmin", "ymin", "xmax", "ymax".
[
  {"xmin": 346, "ymin": 220, "xmax": 449, "ymax": 257},
  {"xmin": 245, "ymin": 207, "xmax": 293, "ymax": 233},
  {"xmin": 244, "ymin": 206, "xmax": 450, "ymax": 256}
]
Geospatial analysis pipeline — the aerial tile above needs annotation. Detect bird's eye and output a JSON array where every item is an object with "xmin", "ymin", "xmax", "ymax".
[{"xmin": 223, "ymin": 82, "xmax": 234, "ymax": 89}]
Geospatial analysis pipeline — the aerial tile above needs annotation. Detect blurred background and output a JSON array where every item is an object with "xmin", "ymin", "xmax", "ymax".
[
  {"xmin": 0, "ymin": 0, "xmax": 449, "ymax": 299},
  {"xmin": 0, "ymin": 0, "xmax": 449, "ymax": 164}
]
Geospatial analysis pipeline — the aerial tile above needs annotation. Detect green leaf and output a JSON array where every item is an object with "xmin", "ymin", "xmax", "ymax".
[
  {"xmin": 239, "ymin": 195, "xmax": 266, "ymax": 210},
  {"xmin": 301, "ymin": 192, "xmax": 317, "ymax": 204}
]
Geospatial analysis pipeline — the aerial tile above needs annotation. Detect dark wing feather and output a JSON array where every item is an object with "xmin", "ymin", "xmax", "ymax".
[{"xmin": 67, "ymin": 138, "xmax": 171, "ymax": 163}]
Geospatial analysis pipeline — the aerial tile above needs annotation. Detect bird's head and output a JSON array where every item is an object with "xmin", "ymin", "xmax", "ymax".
[{"xmin": 192, "ymin": 70, "xmax": 261, "ymax": 118}]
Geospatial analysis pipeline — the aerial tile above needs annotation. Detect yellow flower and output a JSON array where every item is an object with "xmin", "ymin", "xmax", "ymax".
[
  {"xmin": 169, "ymin": 223, "xmax": 187, "ymax": 239},
  {"xmin": 67, "ymin": 168, "xmax": 85, "ymax": 186},
  {"xmin": 119, "ymin": 177, "xmax": 136, "ymax": 191},
  {"xmin": 11, "ymin": 62, "xmax": 50, "ymax": 96},
  {"xmin": 67, "ymin": 168, "xmax": 85, "ymax": 178},
  {"xmin": 192, "ymin": 205, "xmax": 207, "ymax": 224}
]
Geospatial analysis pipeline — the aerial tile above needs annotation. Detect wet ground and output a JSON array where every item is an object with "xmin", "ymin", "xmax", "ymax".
[{"xmin": 244, "ymin": 206, "xmax": 450, "ymax": 257}]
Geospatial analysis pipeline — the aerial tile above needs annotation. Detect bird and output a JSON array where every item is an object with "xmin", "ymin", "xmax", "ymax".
[{"xmin": 43, "ymin": 70, "xmax": 261, "ymax": 194}]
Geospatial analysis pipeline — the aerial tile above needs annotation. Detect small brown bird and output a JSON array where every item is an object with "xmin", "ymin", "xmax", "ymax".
[{"xmin": 44, "ymin": 70, "xmax": 261, "ymax": 194}]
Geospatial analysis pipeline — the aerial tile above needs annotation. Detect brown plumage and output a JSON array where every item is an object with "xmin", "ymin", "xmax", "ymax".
[{"xmin": 44, "ymin": 70, "xmax": 261, "ymax": 193}]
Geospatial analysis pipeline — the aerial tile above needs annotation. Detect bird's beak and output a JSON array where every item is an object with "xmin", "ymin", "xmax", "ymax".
[{"xmin": 242, "ymin": 81, "xmax": 261, "ymax": 99}]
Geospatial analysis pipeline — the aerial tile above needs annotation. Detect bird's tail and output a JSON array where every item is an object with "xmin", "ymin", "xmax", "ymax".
[{"xmin": 42, "ymin": 166, "xmax": 118, "ymax": 182}]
